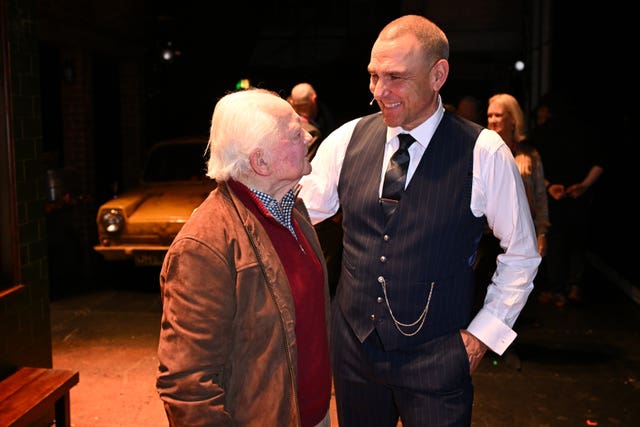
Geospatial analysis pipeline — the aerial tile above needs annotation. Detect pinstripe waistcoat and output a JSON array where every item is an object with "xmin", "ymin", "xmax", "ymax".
[{"xmin": 337, "ymin": 111, "xmax": 485, "ymax": 351}]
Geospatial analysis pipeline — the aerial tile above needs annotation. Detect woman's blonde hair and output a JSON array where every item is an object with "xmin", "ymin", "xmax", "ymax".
[{"xmin": 489, "ymin": 93, "xmax": 527, "ymax": 142}]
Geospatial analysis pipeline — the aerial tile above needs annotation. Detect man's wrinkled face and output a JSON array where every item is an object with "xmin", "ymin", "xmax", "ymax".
[
  {"xmin": 270, "ymin": 112, "xmax": 313, "ymax": 185},
  {"xmin": 368, "ymin": 33, "xmax": 439, "ymax": 130}
]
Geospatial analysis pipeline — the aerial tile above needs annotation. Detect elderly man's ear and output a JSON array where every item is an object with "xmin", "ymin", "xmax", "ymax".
[{"xmin": 249, "ymin": 149, "xmax": 271, "ymax": 176}]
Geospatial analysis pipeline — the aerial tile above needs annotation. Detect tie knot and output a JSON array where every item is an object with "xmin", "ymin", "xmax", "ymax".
[{"xmin": 398, "ymin": 133, "xmax": 416, "ymax": 151}]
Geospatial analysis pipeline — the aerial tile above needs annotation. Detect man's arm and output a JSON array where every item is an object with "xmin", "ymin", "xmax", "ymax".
[
  {"xmin": 298, "ymin": 118, "xmax": 360, "ymax": 224},
  {"xmin": 467, "ymin": 130, "xmax": 541, "ymax": 356}
]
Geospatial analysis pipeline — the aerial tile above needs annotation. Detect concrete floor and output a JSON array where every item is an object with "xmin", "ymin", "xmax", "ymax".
[{"xmin": 50, "ymin": 257, "xmax": 640, "ymax": 427}]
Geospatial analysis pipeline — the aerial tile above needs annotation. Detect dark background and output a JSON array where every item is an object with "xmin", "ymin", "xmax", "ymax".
[
  {"xmin": 4, "ymin": 0, "xmax": 634, "ymax": 388},
  {"xmin": 34, "ymin": 0, "xmax": 635, "ymax": 289},
  {"xmin": 137, "ymin": 2, "xmax": 635, "ymax": 139},
  {"xmin": 38, "ymin": 1, "xmax": 634, "ymax": 161}
]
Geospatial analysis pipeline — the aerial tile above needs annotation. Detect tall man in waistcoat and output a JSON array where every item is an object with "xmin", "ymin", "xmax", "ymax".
[{"xmin": 298, "ymin": 15, "xmax": 540, "ymax": 427}]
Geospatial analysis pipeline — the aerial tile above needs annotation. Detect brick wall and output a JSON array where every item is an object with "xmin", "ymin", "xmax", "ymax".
[{"xmin": 0, "ymin": 0, "xmax": 52, "ymax": 372}]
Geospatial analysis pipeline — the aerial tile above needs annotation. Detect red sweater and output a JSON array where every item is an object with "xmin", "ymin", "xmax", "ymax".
[{"xmin": 230, "ymin": 180, "xmax": 331, "ymax": 427}]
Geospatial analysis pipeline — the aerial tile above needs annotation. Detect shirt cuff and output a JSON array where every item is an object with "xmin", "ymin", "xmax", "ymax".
[{"xmin": 467, "ymin": 308, "xmax": 518, "ymax": 355}]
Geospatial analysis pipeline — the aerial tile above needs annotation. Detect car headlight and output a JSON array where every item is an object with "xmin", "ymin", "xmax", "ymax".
[{"xmin": 100, "ymin": 209, "xmax": 124, "ymax": 234}]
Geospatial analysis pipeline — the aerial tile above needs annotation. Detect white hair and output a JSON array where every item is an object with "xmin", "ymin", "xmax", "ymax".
[{"xmin": 206, "ymin": 89, "xmax": 290, "ymax": 182}]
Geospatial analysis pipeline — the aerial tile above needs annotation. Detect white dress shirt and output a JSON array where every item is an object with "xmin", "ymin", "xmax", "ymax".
[{"xmin": 298, "ymin": 96, "xmax": 540, "ymax": 355}]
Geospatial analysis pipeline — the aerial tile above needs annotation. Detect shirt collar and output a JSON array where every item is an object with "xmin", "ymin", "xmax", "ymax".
[
  {"xmin": 251, "ymin": 188, "xmax": 297, "ymax": 236},
  {"xmin": 228, "ymin": 179, "xmax": 298, "ymax": 237},
  {"xmin": 386, "ymin": 95, "xmax": 445, "ymax": 150}
]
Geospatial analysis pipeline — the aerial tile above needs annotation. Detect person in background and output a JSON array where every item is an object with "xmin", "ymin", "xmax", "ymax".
[
  {"xmin": 298, "ymin": 15, "xmax": 540, "ymax": 427},
  {"xmin": 289, "ymin": 82, "xmax": 336, "ymax": 159},
  {"xmin": 487, "ymin": 93, "xmax": 549, "ymax": 257},
  {"xmin": 457, "ymin": 95, "xmax": 484, "ymax": 125},
  {"xmin": 156, "ymin": 88, "xmax": 332, "ymax": 427},
  {"xmin": 288, "ymin": 83, "xmax": 323, "ymax": 159},
  {"xmin": 482, "ymin": 93, "xmax": 550, "ymax": 314},
  {"xmin": 529, "ymin": 92, "xmax": 604, "ymax": 306},
  {"xmin": 534, "ymin": 102, "xmax": 551, "ymax": 127},
  {"xmin": 473, "ymin": 94, "xmax": 550, "ymax": 363},
  {"xmin": 289, "ymin": 82, "xmax": 343, "ymax": 297}
]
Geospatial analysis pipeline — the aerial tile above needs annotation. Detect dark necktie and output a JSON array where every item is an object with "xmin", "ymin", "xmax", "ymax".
[{"xmin": 380, "ymin": 133, "xmax": 416, "ymax": 222}]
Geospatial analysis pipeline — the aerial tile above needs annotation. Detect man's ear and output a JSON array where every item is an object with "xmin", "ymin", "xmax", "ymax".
[
  {"xmin": 249, "ymin": 148, "xmax": 270, "ymax": 176},
  {"xmin": 431, "ymin": 59, "xmax": 449, "ymax": 92}
]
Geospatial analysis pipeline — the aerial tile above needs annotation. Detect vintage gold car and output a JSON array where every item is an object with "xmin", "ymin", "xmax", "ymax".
[{"xmin": 93, "ymin": 137, "xmax": 216, "ymax": 266}]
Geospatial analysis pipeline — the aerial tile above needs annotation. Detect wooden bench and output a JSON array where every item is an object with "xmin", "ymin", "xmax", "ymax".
[{"xmin": 0, "ymin": 367, "xmax": 79, "ymax": 427}]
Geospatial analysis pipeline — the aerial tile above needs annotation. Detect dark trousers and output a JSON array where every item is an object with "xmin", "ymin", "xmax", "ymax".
[
  {"xmin": 546, "ymin": 197, "xmax": 592, "ymax": 295},
  {"xmin": 546, "ymin": 215, "xmax": 589, "ymax": 295},
  {"xmin": 331, "ymin": 304, "xmax": 473, "ymax": 427},
  {"xmin": 546, "ymin": 221, "xmax": 588, "ymax": 293},
  {"xmin": 314, "ymin": 213, "xmax": 343, "ymax": 298}
]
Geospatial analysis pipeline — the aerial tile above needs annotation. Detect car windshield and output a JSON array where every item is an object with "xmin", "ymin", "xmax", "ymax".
[{"xmin": 143, "ymin": 141, "xmax": 208, "ymax": 182}]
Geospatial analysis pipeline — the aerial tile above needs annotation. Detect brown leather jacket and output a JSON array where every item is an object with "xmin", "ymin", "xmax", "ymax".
[{"xmin": 156, "ymin": 181, "xmax": 330, "ymax": 427}]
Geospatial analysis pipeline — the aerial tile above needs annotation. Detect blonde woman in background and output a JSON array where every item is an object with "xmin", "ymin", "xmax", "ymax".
[{"xmin": 487, "ymin": 93, "xmax": 553, "ymax": 301}]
